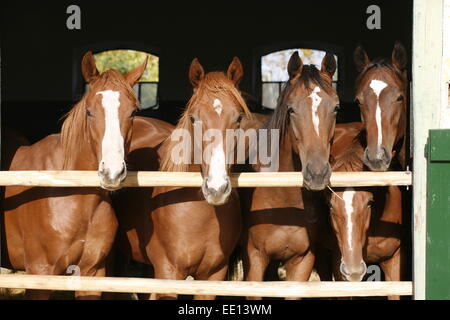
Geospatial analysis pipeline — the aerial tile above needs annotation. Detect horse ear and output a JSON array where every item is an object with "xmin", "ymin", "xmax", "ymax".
[
  {"xmin": 353, "ymin": 45, "xmax": 370, "ymax": 73},
  {"xmin": 321, "ymin": 53, "xmax": 336, "ymax": 79},
  {"xmin": 287, "ymin": 51, "xmax": 303, "ymax": 80},
  {"xmin": 391, "ymin": 41, "xmax": 407, "ymax": 72},
  {"xmin": 81, "ymin": 51, "xmax": 99, "ymax": 83},
  {"xmin": 227, "ymin": 57, "xmax": 244, "ymax": 86},
  {"xmin": 189, "ymin": 58, "xmax": 205, "ymax": 88},
  {"xmin": 125, "ymin": 57, "xmax": 148, "ymax": 87}
]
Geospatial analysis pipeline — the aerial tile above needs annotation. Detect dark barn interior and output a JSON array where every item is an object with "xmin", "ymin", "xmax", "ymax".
[{"xmin": 1, "ymin": 1, "xmax": 412, "ymax": 143}]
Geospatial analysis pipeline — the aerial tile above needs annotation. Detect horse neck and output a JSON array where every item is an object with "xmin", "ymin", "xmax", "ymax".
[
  {"xmin": 372, "ymin": 186, "xmax": 402, "ymax": 225},
  {"xmin": 253, "ymin": 132, "xmax": 298, "ymax": 172},
  {"xmin": 64, "ymin": 137, "xmax": 100, "ymax": 170}
]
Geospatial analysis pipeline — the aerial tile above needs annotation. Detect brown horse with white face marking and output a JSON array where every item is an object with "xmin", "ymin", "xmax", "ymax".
[
  {"xmin": 1, "ymin": 52, "xmax": 147, "ymax": 299},
  {"xmin": 353, "ymin": 42, "xmax": 408, "ymax": 171},
  {"xmin": 325, "ymin": 135, "xmax": 403, "ymax": 299},
  {"xmin": 114, "ymin": 57, "xmax": 251, "ymax": 299},
  {"xmin": 241, "ymin": 52, "xmax": 338, "ymax": 298}
]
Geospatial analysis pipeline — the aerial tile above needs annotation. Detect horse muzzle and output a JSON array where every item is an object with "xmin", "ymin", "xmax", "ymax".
[
  {"xmin": 201, "ymin": 176, "xmax": 232, "ymax": 206},
  {"xmin": 303, "ymin": 162, "xmax": 331, "ymax": 191},
  {"xmin": 98, "ymin": 161, "xmax": 127, "ymax": 191},
  {"xmin": 340, "ymin": 261, "xmax": 367, "ymax": 282},
  {"xmin": 363, "ymin": 147, "xmax": 391, "ymax": 172}
]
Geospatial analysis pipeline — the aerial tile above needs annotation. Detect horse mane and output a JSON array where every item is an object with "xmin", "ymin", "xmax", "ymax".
[
  {"xmin": 331, "ymin": 139, "xmax": 365, "ymax": 172},
  {"xmin": 265, "ymin": 65, "xmax": 334, "ymax": 142},
  {"xmin": 355, "ymin": 57, "xmax": 407, "ymax": 89},
  {"xmin": 160, "ymin": 72, "xmax": 251, "ymax": 172},
  {"xmin": 60, "ymin": 69, "xmax": 138, "ymax": 169}
]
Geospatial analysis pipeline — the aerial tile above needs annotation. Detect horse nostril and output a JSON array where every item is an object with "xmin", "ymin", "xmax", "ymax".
[
  {"xmin": 340, "ymin": 263, "xmax": 349, "ymax": 277},
  {"xmin": 119, "ymin": 165, "xmax": 126, "ymax": 177},
  {"xmin": 218, "ymin": 182, "xmax": 228, "ymax": 193},
  {"xmin": 303, "ymin": 164, "xmax": 312, "ymax": 181},
  {"xmin": 361, "ymin": 262, "xmax": 367, "ymax": 275},
  {"xmin": 382, "ymin": 147, "xmax": 391, "ymax": 162}
]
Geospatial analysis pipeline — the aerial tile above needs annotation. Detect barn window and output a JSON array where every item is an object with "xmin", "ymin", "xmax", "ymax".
[
  {"xmin": 261, "ymin": 49, "xmax": 338, "ymax": 110},
  {"xmin": 85, "ymin": 49, "xmax": 159, "ymax": 109}
]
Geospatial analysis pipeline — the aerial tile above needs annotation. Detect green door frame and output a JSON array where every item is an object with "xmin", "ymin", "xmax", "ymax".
[{"xmin": 426, "ymin": 129, "xmax": 450, "ymax": 299}]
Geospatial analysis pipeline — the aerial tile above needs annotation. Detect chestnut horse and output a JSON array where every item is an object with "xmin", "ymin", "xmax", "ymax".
[
  {"xmin": 114, "ymin": 57, "xmax": 251, "ymax": 299},
  {"xmin": 1, "ymin": 52, "xmax": 147, "ymax": 299},
  {"xmin": 241, "ymin": 51, "xmax": 338, "ymax": 298},
  {"xmin": 325, "ymin": 131, "xmax": 403, "ymax": 299},
  {"xmin": 353, "ymin": 41, "xmax": 408, "ymax": 171}
]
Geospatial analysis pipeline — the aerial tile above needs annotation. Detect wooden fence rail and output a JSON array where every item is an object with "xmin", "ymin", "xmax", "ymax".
[
  {"xmin": 0, "ymin": 274, "xmax": 413, "ymax": 298},
  {"xmin": 0, "ymin": 170, "xmax": 412, "ymax": 187}
]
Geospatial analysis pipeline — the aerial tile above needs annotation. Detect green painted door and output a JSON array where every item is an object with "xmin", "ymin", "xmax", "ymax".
[{"xmin": 426, "ymin": 129, "xmax": 450, "ymax": 300}]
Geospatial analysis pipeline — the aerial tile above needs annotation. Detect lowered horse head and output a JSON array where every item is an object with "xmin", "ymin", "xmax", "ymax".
[
  {"xmin": 62, "ymin": 51, "xmax": 147, "ymax": 190},
  {"xmin": 161, "ymin": 57, "xmax": 251, "ymax": 205},
  {"xmin": 354, "ymin": 41, "xmax": 408, "ymax": 171},
  {"xmin": 326, "ymin": 143, "xmax": 371, "ymax": 281},
  {"xmin": 267, "ymin": 51, "xmax": 338, "ymax": 190}
]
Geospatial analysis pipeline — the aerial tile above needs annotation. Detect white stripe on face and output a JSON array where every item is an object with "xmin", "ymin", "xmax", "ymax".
[
  {"xmin": 369, "ymin": 80, "xmax": 388, "ymax": 151},
  {"xmin": 213, "ymin": 98, "xmax": 223, "ymax": 116},
  {"xmin": 207, "ymin": 135, "xmax": 227, "ymax": 191},
  {"xmin": 96, "ymin": 90, "xmax": 124, "ymax": 178},
  {"xmin": 343, "ymin": 188, "xmax": 356, "ymax": 252},
  {"xmin": 309, "ymin": 86, "xmax": 322, "ymax": 136}
]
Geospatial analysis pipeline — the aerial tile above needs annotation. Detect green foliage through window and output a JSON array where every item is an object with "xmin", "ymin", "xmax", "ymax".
[
  {"xmin": 93, "ymin": 50, "xmax": 158, "ymax": 82},
  {"xmin": 89, "ymin": 49, "xmax": 159, "ymax": 109}
]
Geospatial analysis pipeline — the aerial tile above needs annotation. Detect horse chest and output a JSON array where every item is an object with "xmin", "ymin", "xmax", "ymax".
[{"xmin": 249, "ymin": 224, "xmax": 310, "ymax": 261}]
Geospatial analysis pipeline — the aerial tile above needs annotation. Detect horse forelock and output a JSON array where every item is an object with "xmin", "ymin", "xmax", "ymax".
[
  {"xmin": 91, "ymin": 69, "xmax": 139, "ymax": 103},
  {"xmin": 355, "ymin": 58, "xmax": 407, "ymax": 92},
  {"xmin": 331, "ymin": 141, "xmax": 365, "ymax": 173}
]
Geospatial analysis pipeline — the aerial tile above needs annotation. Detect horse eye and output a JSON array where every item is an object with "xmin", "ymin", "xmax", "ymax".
[
  {"xmin": 86, "ymin": 109, "xmax": 93, "ymax": 117},
  {"xmin": 236, "ymin": 114, "xmax": 244, "ymax": 123},
  {"xmin": 396, "ymin": 95, "xmax": 404, "ymax": 102},
  {"xmin": 189, "ymin": 115, "xmax": 196, "ymax": 123},
  {"xmin": 327, "ymin": 202, "xmax": 333, "ymax": 209},
  {"xmin": 355, "ymin": 99, "xmax": 361, "ymax": 105},
  {"xmin": 288, "ymin": 107, "xmax": 294, "ymax": 114},
  {"xmin": 367, "ymin": 199, "xmax": 375, "ymax": 207},
  {"xmin": 334, "ymin": 104, "xmax": 340, "ymax": 113}
]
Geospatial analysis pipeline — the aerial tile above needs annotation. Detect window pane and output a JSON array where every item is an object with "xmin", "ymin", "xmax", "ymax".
[
  {"xmin": 262, "ymin": 49, "xmax": 338, "ymax": 82},
  {"xmin": 93, "ymin": 50, "xmax": 158, "ymax": 82},
  {"xmin": 262, "ymin": 83, "xmax": 280, "ymax": 110},
  {"xmin": 133, "ymin": 84, "xmax": 139, "ymax": 96},
  {"xmin": 140, "ymin": 83, "xmax": 158, "ymax": 109}
]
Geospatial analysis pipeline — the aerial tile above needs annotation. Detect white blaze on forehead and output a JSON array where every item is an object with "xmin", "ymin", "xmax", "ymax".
[
  {"xmin": 213, "ymin": 98, "xmax": 223, "ymax": 116},
  {"xmin": 96, "ymin": 90, "xmax": 124, "ymax": 178},
  {"xmin": 343, "ymin": 188, "xmax": 356, "ymax": 252},
  {"xmin": 208, "ymin": 139, "xmax": 227, "ymax": 191},
  {"xmin": 309, "ymin": 86, "xmax": 322, "ymax": 136},
  {"xmin": 369, "ymin": 80, "xmax": 387, "ymax": 151}
]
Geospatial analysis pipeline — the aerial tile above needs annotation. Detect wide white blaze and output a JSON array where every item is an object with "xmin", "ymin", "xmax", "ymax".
[
  {"xmin": 213, "ymin": 98, "xmax": 223, "ymax": 116},
  {"xmin": 369, "ymin": 80, "xmax": 387, "ymax": 151},
  {"xmin": 96, "ymin": 90, "xmax": 124, "ymax": 178},
  {"xmin": 343, "ymin": 188, "xmax": 356, "ymax": 252},
  {"xmin": 309, "ymin": 86, "xmax": 322, "ymax": 136}
]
